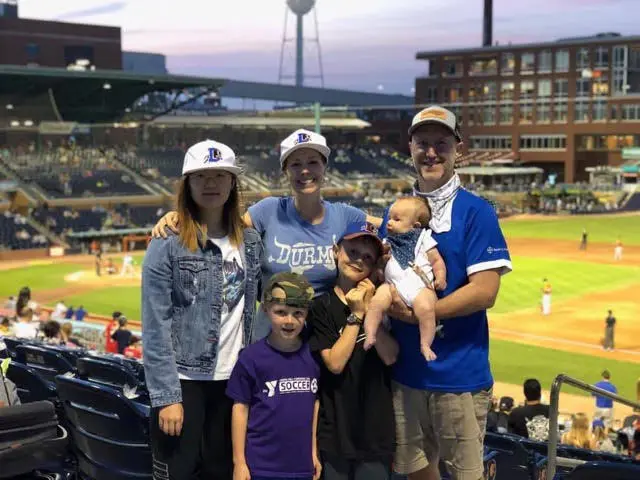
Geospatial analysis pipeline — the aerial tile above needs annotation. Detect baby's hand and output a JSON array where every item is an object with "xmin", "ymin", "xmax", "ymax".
[{"xmin": 433, "ymin": 275, "xmax": 447, "ymax": 291}]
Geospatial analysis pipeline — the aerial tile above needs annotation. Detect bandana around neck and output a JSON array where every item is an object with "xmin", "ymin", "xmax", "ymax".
[{"xmin": 413, "ymin": 173, "xmax": 461, "ymax": 233}]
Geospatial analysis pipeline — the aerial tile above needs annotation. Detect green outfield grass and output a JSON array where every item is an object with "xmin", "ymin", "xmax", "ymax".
[
  {"xmin": 501, "ymin": 213, "xmax": 640, "ymax": 245},
  {"xmin": 490, "ymin": 338, "xmax": 638, "ymax": 399},
  {"xmin": 0, "ymin": 262, "xmax": 86, "ymax": 298},
  {"xmin": 493, "ymin": 257, "xmax": 640, "ymax": 314},
  {"xmin": 63, "ymin": 286, "xmax": 142, "ymax": 320}
]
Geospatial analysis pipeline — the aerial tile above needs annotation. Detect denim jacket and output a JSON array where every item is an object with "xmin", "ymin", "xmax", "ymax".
[{"xmin": 142, "ymin": 228, "xmax": 263, "ymax": 408}]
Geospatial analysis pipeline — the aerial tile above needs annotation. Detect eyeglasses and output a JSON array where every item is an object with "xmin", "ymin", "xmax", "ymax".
[{"xmin": 411, "ymin": 139, "xmax": 454, "ymax": 154}]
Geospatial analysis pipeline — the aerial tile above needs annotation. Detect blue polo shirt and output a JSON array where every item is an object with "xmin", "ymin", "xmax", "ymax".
[
  {"xmin": 593, "ymin": 380, "xmax": 617, "ymax": 408},
  {"xmin": 381, "ymin": 189, "xmax": 512, "ymax": 392}
]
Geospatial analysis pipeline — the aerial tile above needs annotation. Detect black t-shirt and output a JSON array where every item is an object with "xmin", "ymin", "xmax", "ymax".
[
  {"xmin": 508, "ymin": 403, "xmax": 550, "ymax": 438},
  {"xmin": 111, "ymin": 329, "xmax": 133, "ymax": 354},
  {"xmin": 606, "ymin": 315, "xmax": 616, "ymax": 327},
  {"xmin": 307, "ymin": 290, "xmax": 395, "ymax": 462}
]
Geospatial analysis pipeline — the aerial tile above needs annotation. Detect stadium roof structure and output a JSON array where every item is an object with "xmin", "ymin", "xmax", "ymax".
[
  {"xmin": 0, "ymin": 64, "xmax": 223, "ymax": 124},
  {"xmin": 151, "ymin": 113, "xmax": 371, "ymax": 129},
  {"xmin": 0, "ymin": 65, "xmax": 414, "ymax": 126}
]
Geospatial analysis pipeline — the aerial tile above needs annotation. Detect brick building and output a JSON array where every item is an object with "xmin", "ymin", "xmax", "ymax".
[{"xmin": 414, "ymin": 33, "xmax": 640, "ymax": 182}]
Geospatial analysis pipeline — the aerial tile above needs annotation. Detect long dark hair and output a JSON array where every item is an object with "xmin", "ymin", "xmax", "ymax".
[{"xmin": 16, "ymin": 286, "xmax": 31, "ymax": 317}]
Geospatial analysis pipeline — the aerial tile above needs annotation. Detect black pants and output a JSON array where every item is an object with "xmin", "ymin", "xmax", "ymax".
[
  {"xmin": 150, "ymin": 380, "xmax": 233, "ymax": 480},
  {"xmin": 321, "ymin": 452, "xmax": 391, "ymax": 480}
]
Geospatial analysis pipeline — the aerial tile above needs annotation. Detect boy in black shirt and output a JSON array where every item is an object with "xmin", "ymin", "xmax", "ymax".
[
  {"xmin": 508, "ymin": 378, "xmax": 550, "ymax": 441},
  {"xmin": 308, "ymin": 222, "xmax": 398, "ymax": 480}
]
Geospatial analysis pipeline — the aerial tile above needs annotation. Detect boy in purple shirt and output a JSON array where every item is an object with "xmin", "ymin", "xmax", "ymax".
[{"xmin": 227, "ymin": 272, "xmax": 321, "ymax": 480}]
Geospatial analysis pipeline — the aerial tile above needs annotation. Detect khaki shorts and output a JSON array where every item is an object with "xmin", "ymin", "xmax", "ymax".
[{"xmin": 393, "ymin": 381, "xmax": 492, "ymax": 480}]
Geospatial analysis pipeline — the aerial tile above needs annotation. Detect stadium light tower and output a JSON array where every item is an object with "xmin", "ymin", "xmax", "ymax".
[{"xmin": 278, "ymin": 0, "xmax": 324, "ymax": 88}]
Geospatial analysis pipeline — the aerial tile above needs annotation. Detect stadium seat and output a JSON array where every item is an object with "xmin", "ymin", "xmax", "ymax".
[
  {"xmin": 564, "ymin": 461, "xmax": 640, "ymax": 479},
  {"xmin": 76, "ymin": 357, "xmax": 148, "ymax": 403},
  {"xmin": 484, "ymin": 432, "xmax": 545, "ymax": 480},
  {"xmin": 5, "ymin": 361, "xmax": 57, "ymax": 404},
  {"xmin": 3, "ymin": 337, "xmax": 25, "ymax": 359},
  {"xmin": 55, "ymin": 375, "xmax": 152, "ymax": 480},
  {"xmin": 15, "ymin": 345, "xmax": 77, "ymax": 385}
]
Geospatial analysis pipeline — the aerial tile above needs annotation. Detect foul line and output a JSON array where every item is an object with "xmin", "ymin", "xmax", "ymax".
[{"xmin": 491, "ymin": 328, "xmax": 640, "ymax": 357}]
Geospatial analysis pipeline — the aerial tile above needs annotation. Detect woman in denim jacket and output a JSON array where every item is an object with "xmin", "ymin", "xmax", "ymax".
[{"xmin": 142, "ymin": 139, "xmax": 263, "ymax": 480}]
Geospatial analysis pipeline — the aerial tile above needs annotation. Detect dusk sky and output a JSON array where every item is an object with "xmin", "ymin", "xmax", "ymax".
[{"xmin": 19, "ymin": 0, "xmax": 640, "ymax": 95}]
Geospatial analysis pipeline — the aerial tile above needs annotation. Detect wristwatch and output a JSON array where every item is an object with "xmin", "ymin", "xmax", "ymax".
[{"xmin": 346, "ymin": 312, "xmax": 363, "ymax": 326}]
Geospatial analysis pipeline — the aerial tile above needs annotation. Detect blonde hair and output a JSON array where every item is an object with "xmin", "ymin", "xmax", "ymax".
[
  {"xmin": 176, "ymin": 174, "xmax": 245, "ymax": 252},
  {"xmin": 593, "ymin": 425, "xmax": 608, "ymax": 443},
  {"xmin": 396, "ymin": 196, "xmax": 432, "ymax": 227},
  {"xmin": 61, "ymin": 322, "xmax": 73, "ymax": 337},
  {"xmin": 563, "ymin": 413, "xmax": 592, "ymax": 449}
]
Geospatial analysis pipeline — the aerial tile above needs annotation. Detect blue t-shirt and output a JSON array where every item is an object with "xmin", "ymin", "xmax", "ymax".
[
  {"xmin": 593, "ymin": 380, "xmax": 617, "ymax": 408},
  {"xmin": 248, "ymin": 197, "xmax": 366, "ymax": 296},
  {"xmin": 226, "ymin": 339, "xmax": 320, "ymax": 478},
  {"xmin": 381, "ymin": 189, "xmax": 512, "ymax": 392}
]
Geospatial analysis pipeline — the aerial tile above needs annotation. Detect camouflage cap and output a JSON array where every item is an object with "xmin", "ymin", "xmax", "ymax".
[{"xmin": 262, "ymin": 272, "xmax": 314, "ymax": 308}]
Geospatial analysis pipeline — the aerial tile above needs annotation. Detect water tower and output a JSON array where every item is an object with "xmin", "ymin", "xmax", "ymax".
[{"xmin": 278, "ymin": 0, "xmax": 324, "ymax": 87}]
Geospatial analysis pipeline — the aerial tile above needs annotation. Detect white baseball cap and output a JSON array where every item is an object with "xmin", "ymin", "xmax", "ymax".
[
  {"xmin": 279, "ymin": 129, "xmax": 331, "ymax": 169},
  {"xmin": 182, "ymin": 140, "xmax": 242, "ymax": 176},
  {"xmin": 408, "ymin": 105, "xmax": 460, "ymax": 139}
]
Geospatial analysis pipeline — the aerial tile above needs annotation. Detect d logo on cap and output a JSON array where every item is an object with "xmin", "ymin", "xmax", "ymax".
[
  {"xmin": 204, "ymin": 147, "xmax": 223, "ymax": 164},
  {"xmin": 294, "ymin": 132, "xmax": 311, "ymax": 144}
]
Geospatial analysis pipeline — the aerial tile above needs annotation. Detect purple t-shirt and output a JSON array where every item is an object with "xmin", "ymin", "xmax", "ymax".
[{"xmin": 226, "ymin": 338, "xmax": 320, "ymax": 478}]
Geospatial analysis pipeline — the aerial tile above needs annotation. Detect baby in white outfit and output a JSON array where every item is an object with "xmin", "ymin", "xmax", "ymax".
[{"xmin": 364, "ymin": 196, "xmax": 446, "ymax": 361}]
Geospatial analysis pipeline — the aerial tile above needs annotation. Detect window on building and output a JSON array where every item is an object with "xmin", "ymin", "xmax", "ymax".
[
  {"xmin": 443, "ymin": 59, "xmax": 463, "ymax": 77},
  {"xmin": 469, "ymin": 136, "xmax": 512, "ymax": 150},
  {"xmin": 519, "ymin": 135, "xmax": 567, "ymax": 150},
  {"xmin": 554, "ymin": 79, "xmax": 569, "ymax": 97},
  {"xmin": 576, "ymin": 78, "xmax": 590, "ymax": 97},
  {"xmin": 576, "ymin": 48, "xmax": 590, "ymax": 70},
  {"xmin": 595, "ymin": 46, "xmax": 609, "ymax": 68},
  {"xmin": 500, "ymin": 81, "xmax": 515, "ymax": 100},
  {"xmin": 611, "ymin": 104, "xmax": 618, "ymax": 121},
  {"xmin": 483, "ymin": 105, "xmax": 496, "ymax": 125},
  {"xmin": 575, "ymin": 101, "xmax": 589, "ymax": 122},
  {"xmin": 444, "ymin": 84, "xmax": 463, "ymax": 103},
  {"xmin": 592, "ymin": 74, "xmax": 609, "ymax": 96},
  {"xmin": 622, "ymin": 104, "xmax": 640, "ymax": 120},
  {"xmin": 613, "ymin": 70, "xmax": 626, "ymax": 96},
  {"xmin": 483, "ymin": 81, "xmax": 497, "ymax": 101},
  {"xmin": 538, "ymin": 79, "xmax": 552, "ymax": 97},
  {"xmin": 424, "ymin": 86, "xmax": 438, "ymax": 103},
  {"xmin": 554, "ymin": 101, "xmax": 568, "ymax": 123},
  {"xmin": 426, "ymin": 59, "xmax": 439, "ymax": 77},
  {"xmin": 520, "ymin": 102, "xmax": 533, "ymax": 123},
  {"xmin": 501, "ymin": 53, "xmax": 515, "ymax": 74},
  {"xmin": 591, "ymin": 100, "xmax": 607, "ymax": 122},
  {"xmin": 468, "ymin": 84, "xmax": 482, "ymax": 102},
  {"xmin": 470, "ymin": 57, "xmax": 497, "ymax": 76},
  {"xmin": 468, "ymin": 108, "xmax": 479, "ymax": 125},
  {"xmin": 521, "ymin": 53, "xmax": 535, "ymax": 74},
  {"xmin": 499, "ymin": 105, "xmax": 513, "ymax": 124},
  {"xmin": 538, "ymin": 51, "xmax": 552, "ymax": 73},
  {"xmin": 536, "ymin": 104, "xmax": 551, "ymax": 123},
  {"xmin": 577, "ymin": 134, "xmax": 639, "ymax": 150},
  {"xmin": 25, "ymin": 43, "xmax": 40, "ymax": 62},
  {"xmin": 555, "ymin": 50, "xmax": 569, "ymax": 72},
  {"xmin": 613, "ymin": 46, "xmax": 626, "ymax": 68},
  {"xmin": 520, "ymin": 81, "xmax": 535, "ymax": 99}
]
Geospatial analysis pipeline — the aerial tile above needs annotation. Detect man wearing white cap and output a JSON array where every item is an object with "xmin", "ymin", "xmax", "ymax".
[{"xmin": 379, "ymin": 106, "xmax": 512, "ymax": 480}]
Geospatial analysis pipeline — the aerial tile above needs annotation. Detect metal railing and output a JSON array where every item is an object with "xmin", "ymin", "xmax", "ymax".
[{"xmin": 546, "ymin": 374, "xmax": 640, "ymax": 479}]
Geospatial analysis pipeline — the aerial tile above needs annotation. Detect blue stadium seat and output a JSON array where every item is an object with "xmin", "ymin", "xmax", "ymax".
[
  {"xmin": 3, "ymin": 337, "xmax": 26, "ymax": 359},
  {"xmin": 564, "ymin": 461, "xmax": 640, "ymax": 479},
  {"xmin": 484, "ymin": 432, "xmax": 544, "ymax": 480},
  {"xmin": 5, "ymin": 361, "xmax": 57, "ymax": 404},
  {"xmin": 55, "ymin": 376, "xmax": 152, "ymax": 480},
  {"xmin": 15, "ymin": 345, "xmax": 77, "ymax": 385},
  {"xmin": 76, "ymin": 357, "xmax": 148, "ymax": 403}
]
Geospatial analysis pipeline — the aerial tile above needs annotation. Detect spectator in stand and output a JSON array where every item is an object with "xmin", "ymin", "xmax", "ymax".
[
  {"xmin": 16, "ymin": 287, "xmax": 38, "ymax": 319},
  {"xmin": 42, "ymin": 320, "xmax": 62, "ymax": 345},
  {"xmin": 593, "ymin": 370, "xmax": 617, "ymax": 428},
  {"xmin": 124, "ymin": 337, "xmax": 142, "ymax": 359},
  {"xmin": 486, "ymin": 397, "xmax": 500, "ymax": 433},
  {"xmin": 11, "ymin": 308, "xmax": 37, "ymax": 339},
  {"xmin": 592, "ymin": 419, "xmax": 616, "ymax": 453},
  {"xmin": 0, "ymin": 317, "xmax": 10, "ymax": 335},
  {"xmin": 75, "ymin": 305, "xmax": 87, "ymax": 322},
  {"xmin": 111, "ymin": 316, "xmax": 137, "ymax": 354},
  {"xmin": 508, "ymin": 379, "xmax": 550, "ymax": 440},
  {"xmin": 51, "ymin": 300, "xmax": 67, "ymax": 321},
  {"xmin": 64, "ymin": 305, "xmax": 75, "ymax": 320},
  {"xmin": 61, "ymin": 322, "xmax": 83, "ymax": 348},
  {"xmin": 496, "ymin": 396, "xmax": 514, "ymax": 434},
  {"xmin": 4, "ymin": 296, "xmax": 16, "ymax": 312},
  {"xmin": 562, "ymin": 413, "xmax": 596, "ymax": 450},
  {"xmin": 105, "ymin": 311, "xmax": 121, "ymax": 354}
]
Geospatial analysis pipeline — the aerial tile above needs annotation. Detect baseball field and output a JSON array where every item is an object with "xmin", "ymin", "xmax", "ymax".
[{"xmin": 2, "ymin": 212, "xmax": 639, "ymax": 414}]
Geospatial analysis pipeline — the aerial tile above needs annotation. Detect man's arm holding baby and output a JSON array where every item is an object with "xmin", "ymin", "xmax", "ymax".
[{"xmin": 388, "ymin": 269, "xmax": 501, "ymax": 323}]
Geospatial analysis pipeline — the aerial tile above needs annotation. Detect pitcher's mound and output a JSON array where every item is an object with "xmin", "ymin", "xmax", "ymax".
[{"xmin": 64, "ymin": 269, "xmax": 141, "ymax": 286}]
